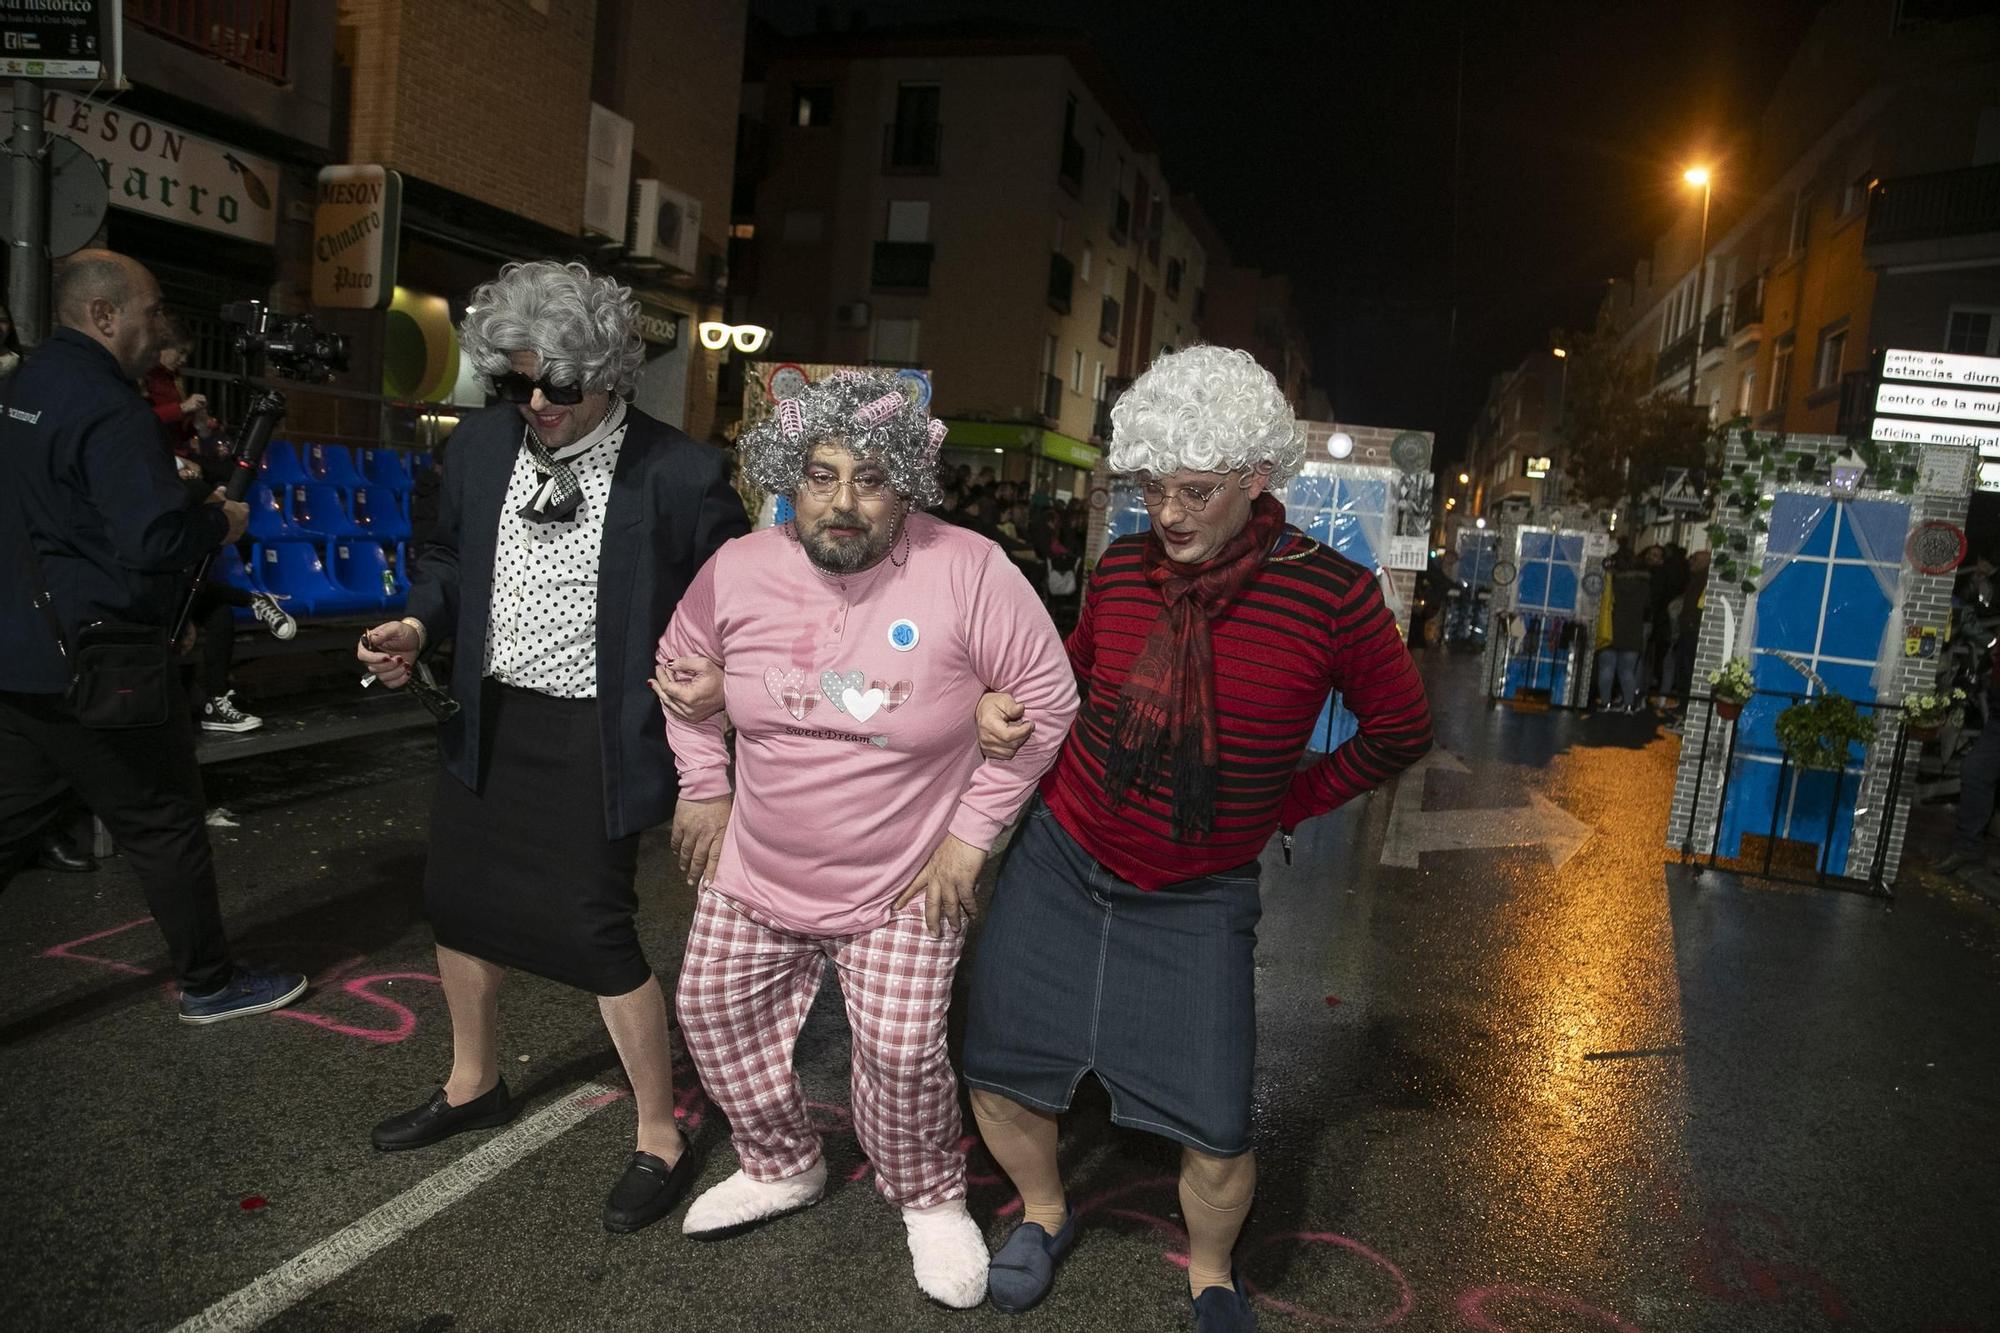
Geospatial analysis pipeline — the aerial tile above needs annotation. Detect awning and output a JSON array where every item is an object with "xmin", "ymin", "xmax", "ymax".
[{"xmin": 940, "ymin": 419, "xmax": 1101, "ymax": 470}]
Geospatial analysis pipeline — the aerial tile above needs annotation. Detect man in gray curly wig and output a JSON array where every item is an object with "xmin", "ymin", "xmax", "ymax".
[
  {"xmin": 654, "ymin": 370, "xmax": 1077, "ymax": 1306},
  {"xmin": 356, "ymin": 260, "xmax": 748, "ymax": 1236}
]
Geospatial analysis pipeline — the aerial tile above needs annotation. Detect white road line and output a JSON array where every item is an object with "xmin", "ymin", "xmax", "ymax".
[{"xmin": 169, "ymin": 1081, "xmax": 620, "ymax": 1333}]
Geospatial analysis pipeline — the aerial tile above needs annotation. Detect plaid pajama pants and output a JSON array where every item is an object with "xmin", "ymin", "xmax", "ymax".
[{"xmin": 675, "ymin": 889, "xmax": 968, "ymax": 1209}]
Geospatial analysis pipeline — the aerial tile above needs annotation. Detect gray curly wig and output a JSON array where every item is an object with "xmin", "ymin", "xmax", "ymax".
[
  {"xmin": 738, "ymin": 372, "xmax": 945, "ymax": 508},
  {"xmin": 1108, "ymin": 345, "xmax": 1304, "ymax": 485},
  {"xmin": 459, "ymin": 261, "xmax": 644, "ymax": 396}
]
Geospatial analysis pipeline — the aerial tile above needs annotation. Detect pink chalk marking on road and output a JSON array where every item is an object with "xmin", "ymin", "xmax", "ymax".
[
  {"xmin": 579, "ymin": 1088, "xmax": 631, "ymax": 1109},
  {"xmin": 1242, "ymin": 1231, "xmax": 1415, "ymax": 1329},
  {"xmin": 274, "ymin": 972, "xmax": 440, "ymax": 1044},
  {"xmin": 1457, "ymin": 1285, "xmax": 1645, "ymax": 1332},
  {"xmin": 41, "ymin": 916, "xmax": 158, "ymax": 977}
]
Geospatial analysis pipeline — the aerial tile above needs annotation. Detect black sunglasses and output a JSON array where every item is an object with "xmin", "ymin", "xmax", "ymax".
[{"xmin": 488, "ymin": 371, "xmax": 586, "ymax": 406}]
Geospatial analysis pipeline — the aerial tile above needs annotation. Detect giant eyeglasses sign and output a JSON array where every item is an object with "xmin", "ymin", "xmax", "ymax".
[{"xmin": 697, "ymin": 322, "xmax": 772, "ymax": 354}]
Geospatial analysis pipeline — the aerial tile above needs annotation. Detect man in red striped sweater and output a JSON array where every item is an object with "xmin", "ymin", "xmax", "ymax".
[{"xmin": 963, "ymin": 346, "xmax": 1432, "ymax": 1330}]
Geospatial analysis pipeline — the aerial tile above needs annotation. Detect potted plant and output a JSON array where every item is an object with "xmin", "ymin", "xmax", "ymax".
[
  {"xmin": 1772, "ymin": 693, "xmax": 1876, "ymax": 771},
  {"xmin": 1708, "ymin": 657, "xmax": 1754, "ymax": 720},
  {"xmin": 1901, "ymin": 687, "xmax": 1966, "ymax": 742}
]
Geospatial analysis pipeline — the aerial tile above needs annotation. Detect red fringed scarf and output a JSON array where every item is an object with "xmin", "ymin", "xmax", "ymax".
[{"xmin": 1102, "ymin": 492, "xmax": 1289, "ymax": 838}]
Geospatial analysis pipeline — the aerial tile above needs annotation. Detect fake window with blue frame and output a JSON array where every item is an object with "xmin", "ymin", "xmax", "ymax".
[{"xmin": 1502, "ymin": 528, "xmax": 1586, "ymax": 699}]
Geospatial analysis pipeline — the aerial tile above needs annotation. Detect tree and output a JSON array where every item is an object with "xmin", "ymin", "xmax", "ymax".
[{"xmin": 1555, "ymin": 311, "xmax": 1713, "ymax": 510}]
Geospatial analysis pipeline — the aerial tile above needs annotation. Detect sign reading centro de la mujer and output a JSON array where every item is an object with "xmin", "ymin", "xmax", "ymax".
[
  {"xmin": 312, "ymin": 165, "xmax": 403, "ymax": 310},
  {"xmin": 37, "ymin": 89, "xmax": 278, "ymax": 245}
]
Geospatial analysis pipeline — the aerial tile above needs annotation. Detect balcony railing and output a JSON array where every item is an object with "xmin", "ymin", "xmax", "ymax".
[
  {"xmin": 1099, "ymin": 295, "xmax": 1121, "ymax": 345},
  {"xmin": 882, "ymin": 121, "xmax": 941, "ymax": 174},
  {"xmin": 1836, "ymin": 370, "xmax": 1874, "ymax": 441},
  {"xmin": 1656, "ymin": 327, "xmax": 1697, "ymax": 385},
  {"xmin": 1057, "ymin": 137, "xmax": 1085, "ymax": 194},
  {"xmin": 1091, "ymin": 398, "xmax": 1113, "ymax": 441},
  {"xmin": 1041, "ymin": 373, "xmax": 1064, "ymax": 423},
  {"xmin": 130, "ymin": 0, "xmax": 291, "ymax": 84},
  {"xmin": 1866, "ymin": 163, "xmax": 2000, "ymax": 246},
  {"xmin": 1047, "ymin": 252, "xmax": 1074, "ymax": 314},
  {"xmin": 1701, "ymin": 305, "xmax": 1728, "ymax": 355},
  {"xmin": 1731, "ymin": 276, "xmax": 1765, "ymax": 335},
  {"xmin": 871, "ymin": 241, "xmax": 934, "ymax": 291}
]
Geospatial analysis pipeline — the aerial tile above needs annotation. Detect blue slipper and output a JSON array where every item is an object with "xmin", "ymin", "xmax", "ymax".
[
  {"xmin": 987, "ymin": 1205, "xmax": 1077, "ymax": 1313},
  {"xmin": 1191, "ymin": 1274, "xmax": 1258, "ymax": 1331}
]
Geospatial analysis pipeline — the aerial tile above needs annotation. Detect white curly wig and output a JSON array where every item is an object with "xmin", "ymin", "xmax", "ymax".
[
  {"xmin": 459, "ymin": 261, "xmax": 644, "ymax": 396},
  {"xmin": 738, "ymin": 371, "xmax": 945, "ymax": 508},
  {"xmin": 1108, "ymin": 345, "xmax": 1304, "ymax": 484}
]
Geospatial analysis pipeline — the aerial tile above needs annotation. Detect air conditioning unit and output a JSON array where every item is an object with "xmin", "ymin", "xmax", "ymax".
[
  {"xmin": 835, "ymin": 301, "xmax": 871, "ymax": 329},
  {"xmin": 628, "ymin": 178, "xmax": 703, "ymax": 274},
  {"xmin": 585, "ymin": 104, "xmax": 634, "ymax": 242}
]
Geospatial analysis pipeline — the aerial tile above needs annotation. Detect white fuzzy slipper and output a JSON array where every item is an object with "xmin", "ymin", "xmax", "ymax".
[
  {"xmin": 903, "ymin": 1198, "xmax": 990, "ymax": 1309},
  {"xmin": 682, "ymin": 1161, "xmax": 827, "ymax": 1239}
]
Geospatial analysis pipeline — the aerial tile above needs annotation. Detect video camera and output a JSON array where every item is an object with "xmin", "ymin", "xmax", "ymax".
[{"xmin": 220, "ymin": 299, "xmax": 349, "ymax": 383}]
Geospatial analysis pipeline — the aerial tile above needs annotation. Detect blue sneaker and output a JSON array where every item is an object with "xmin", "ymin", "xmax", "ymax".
[
  {"xmin": 178, "ymin": 966, "xmax": 308, "ymax": 1025},
  {"xmin": 1192, "ymin": 1274, "xmax": 1258, "ymax": 1331},
  {"xmin": 988, "ymin": 1204, "xmax": 1077, "ymax": 1313}
]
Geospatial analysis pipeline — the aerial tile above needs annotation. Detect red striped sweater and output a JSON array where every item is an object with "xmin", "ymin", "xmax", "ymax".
[{"xmin": 1041, "ymin": 527, "xmax": 1432, "ymax": 889}]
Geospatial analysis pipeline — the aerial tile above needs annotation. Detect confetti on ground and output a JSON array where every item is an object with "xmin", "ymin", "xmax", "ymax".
[{"xmin": 240, "ymin": 1196, "xmax": 267, "ymax": 1211}]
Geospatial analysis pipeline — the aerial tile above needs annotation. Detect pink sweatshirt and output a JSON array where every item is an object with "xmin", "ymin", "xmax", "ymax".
[{"xmin": 657, "ymin": 514, "xmax": 1079, "ymax": 936}]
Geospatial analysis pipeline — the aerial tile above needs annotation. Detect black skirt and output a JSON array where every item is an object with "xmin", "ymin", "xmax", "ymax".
[{"xmin": 423, "ymin": 681, "xmax": 649, "ymax": 996}]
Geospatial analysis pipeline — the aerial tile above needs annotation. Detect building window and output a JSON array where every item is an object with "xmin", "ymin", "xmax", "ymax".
[
  {"xmin": 1080, "ymin": 244, "xmax": 1092, "ymax": 284},
  {"xmin": 1165, "ymin": 257, "xmax": 1183, "ymax": 300},
  {"xmin": 794, "ymin": 85, "xmax": 833, "ymax": 128},
  {"xmin": 870, "ymin": 241, "xmax": 934, "ymax": 292},
  {"xmin": 1769, "ymin": 336, "xmax": 1794, "ymax": 412},
  {"xmin": 1058, "ymin": 95, "xmax": 1085, "ymax": 193},
  {"xmin": 1813, "ymin": 322, "xmax": 1848, "ymax": 391},
  {"xmin": 885, "ymin": 84, "xmax": 942, "ymax": 173},
  {"xmin": 1737, "ymin": 367, "xmax": 1758, "ymax": 416},
  {"xmin": 1945, "ymin": 308, "xmax": 2000, "ymax": 355},
  {"xmin": 1071, "ymin": 348, "xmax": 1084, "ymax": 393},
  {"xmin": 885, "ymin": 200, "xmax": 930, "ymax": 243},
  {"xmin": 1838, "ymin": 171, "xmax": 1873, "ymax": 219},
  {"xmin": 1047, "ymin": 252, "xmax": 1075, "ymax": 314},
  {"xmin": 870, "ymin": 317, "xmax": 920, "ymax": 365},
  {"xmin": 1099, "ymin": 295, "xmax": 1120, "ymax": 345},
  {"xmin": 1788, "ymin": 189, "xmax": 1812, "ymax": 255}
]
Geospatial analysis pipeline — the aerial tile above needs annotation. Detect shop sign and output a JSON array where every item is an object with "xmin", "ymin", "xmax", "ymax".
[
  {"xmin": 37, "ymin": 89, "xmax": 277, "ymax": 244},
  {"xmin": 634, "ymin": 302, "xmax": 681, "ymax": 348},
  {"xmin": 1881, "ymin": 348, "xmax": 2000, "ymax": 390},
  {"xmin": 1870, "ymin": 417, "xmax": 2000, "ymax": 454},
  {"xmin": 1039, "ymin": 432, "xmax": 1100, "ymax": 469},
  {"xmin": 0, "ymin": 0, "xmax": 111, "ymax": 80},
  {"xmin": 312, "ymin": 165, "xmax": 401, "ymax": 309}
]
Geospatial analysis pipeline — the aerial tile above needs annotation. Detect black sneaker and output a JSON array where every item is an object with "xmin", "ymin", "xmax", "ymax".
[
  {"xmin": 200, "ymin": 691, "xmax": 262, "ymax": 733},
  {"xmin": 179, "ymin": 966, "xmax": 308, "ymax": 1024},
  {"xmin": 249, "ymin": 592, "xmax": 297, "ymax": 641}
]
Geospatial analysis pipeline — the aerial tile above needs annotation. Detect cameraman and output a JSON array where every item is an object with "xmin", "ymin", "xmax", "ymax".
[{"xmin": 0, "ymin": 250, "xmax": 306, "ymax": 1024}]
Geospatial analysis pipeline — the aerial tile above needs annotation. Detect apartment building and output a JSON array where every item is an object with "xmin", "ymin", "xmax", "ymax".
[
  {"xmin": 729, "ymin": 25, "xmax": 1213, "ymax": 497},
  {"xmin": 1604, "ymin": 0, "xmax": 1999, "ymax": 443},
  {"xmin": 1462, "ymin": 352, "xmax": 1563, "ymax": 532}
]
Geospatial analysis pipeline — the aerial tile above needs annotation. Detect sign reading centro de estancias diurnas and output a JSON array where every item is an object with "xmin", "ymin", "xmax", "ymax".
[
  {"xmin": 37, "ymin": 89, "xmax": 278, "ymax": 245},
  {"xmin": 0, "ymin": 0, "xmax": 108, "ymax": 80},
  {"xmin": 1873, "ymin": 346, "xmax": 2000, "ymax": 492},
  {"xmin": 312, "ymin": 165, "xmax": 403, "ymax": 310}
]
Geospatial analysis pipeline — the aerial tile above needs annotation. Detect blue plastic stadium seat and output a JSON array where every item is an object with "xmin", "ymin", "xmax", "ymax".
[
  {"xmin": 259, "ymin": 440, "xmax": 311, "ymax": 487},
  {"xmin": 246, "ymin": 482, "xmax": 300, "ymax": 542},
  {"xmin": 328, "ymin": 539, "xmax": 401, "ymax": 612},
  {"xmin": 288, "ymin": 482, "xmax": 366, "ymax": 538},
  {"xmin": 350, "ymin": 484, "xmax": 412, "ymax": 540},
  {"xmin": 257, "ymin": 541, "xmax": 359, "ymax": 616},
  {"xmin": 304, "ymin": 442, "xmax": 367, "ymax": 487},
  {"xmin": 411, "ymin": 451, "xmax": 436, "ymax": 477},
  {"xmin": 360, "ymin": 447, "xmax": 414, "ymax": 490}
]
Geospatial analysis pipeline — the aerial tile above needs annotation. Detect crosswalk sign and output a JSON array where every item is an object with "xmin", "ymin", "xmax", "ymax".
[{"xmin": 1660, "ymin": 468, "xmax": 1705, "ymax": 513}]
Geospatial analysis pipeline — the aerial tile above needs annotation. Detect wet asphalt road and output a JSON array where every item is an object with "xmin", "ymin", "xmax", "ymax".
[{"xmin": 1, "ymin": 653, "xmax": 1995, "ymax": 1332}]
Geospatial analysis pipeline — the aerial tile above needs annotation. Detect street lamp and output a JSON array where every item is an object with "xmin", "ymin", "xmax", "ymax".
[
  {"xmin": 1458, "ymin": 471, "xmax": 1470, "ymax": 485},
  {"xmin": 1683, "ymin": 166, "xmax": 1712, "ymax": 408}
]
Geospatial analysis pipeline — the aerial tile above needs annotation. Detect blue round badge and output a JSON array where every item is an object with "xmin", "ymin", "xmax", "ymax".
[{"xmin": 888, "ymin": 619, "xmax": 920, "ymax": 652}]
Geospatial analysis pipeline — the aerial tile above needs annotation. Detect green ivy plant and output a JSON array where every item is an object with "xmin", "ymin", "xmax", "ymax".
[{"xmin": 1773, "ymin": 694, "xmax": 1876, "ymax": 771}]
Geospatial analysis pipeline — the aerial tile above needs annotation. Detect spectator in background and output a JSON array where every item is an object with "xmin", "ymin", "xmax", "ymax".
[
  {"xmin": 0, "ymin": 301, "xmax": 22, "ymax": 378},
  {"xmin": 0, "ymin": 249, "xmax": 304, "ymax": 1024},
  {"xmin": 1662, "ymin": 549, "xmax": 1709, "ymax": 729},
  {"xmin": 1595, "ymin": 554, "xmax": 1653, "ymax": 713},
  {"xmin": 144, "ymin": 323, "xmax": 212, "ymax": 459}
]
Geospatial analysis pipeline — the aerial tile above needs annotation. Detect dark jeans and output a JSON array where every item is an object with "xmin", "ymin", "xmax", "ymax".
[
  {"xmin": 190, "ymin": 581, "xmax": 251, "ymax": 699},
  {"xmin": 1954, "ymin": 710, "xmax": 2000, "ymax": 853},
  {"xmin": 0, "ymin": 686, "xmax": 233, "ymax": 991}
]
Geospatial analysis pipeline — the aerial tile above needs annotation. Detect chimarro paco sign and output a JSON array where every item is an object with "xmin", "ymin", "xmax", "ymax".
[
  {"xmin": 35, "ymin": 89, "xmax": 278, "ymax": 244},
  {"xmin": 312, "ymin": 165, "xmax": 402, "ymax": 310}
]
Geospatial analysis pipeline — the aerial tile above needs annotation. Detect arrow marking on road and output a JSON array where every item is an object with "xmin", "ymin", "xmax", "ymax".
[{"xmin": 1381, "ymin": 749, "xmax": 1594, "ymax": 869}]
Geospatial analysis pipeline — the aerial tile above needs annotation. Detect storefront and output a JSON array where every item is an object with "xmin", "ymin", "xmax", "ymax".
[{"xmin": 937, "ymin": 419, "xmax": 1099, "ymax": 502}]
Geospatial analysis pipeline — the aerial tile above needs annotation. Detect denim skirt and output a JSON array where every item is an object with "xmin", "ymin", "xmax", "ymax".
[{"xmin": 962, "ymin": 799, "xmax": 1263, "ymax": 1156}]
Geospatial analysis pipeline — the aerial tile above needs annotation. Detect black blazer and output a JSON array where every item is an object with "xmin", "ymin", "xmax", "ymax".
[{"xmin": 406, "ymin": 403, "xmax": 750, "ymax": 839}]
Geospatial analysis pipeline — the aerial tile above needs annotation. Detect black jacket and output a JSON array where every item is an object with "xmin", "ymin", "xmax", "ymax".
[
  {"xmin": 405, "ymin": 403, "xmax": 749, "ymax": 840},
  {"xmin": 0, "ymin": 330, "xmax": 230, "ymax": 694}
]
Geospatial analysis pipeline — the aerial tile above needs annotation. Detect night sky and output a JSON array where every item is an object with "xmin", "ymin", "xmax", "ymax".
[{"xmin": 752, "ymin": 0, "xmax": 1827, "ymax": 459}]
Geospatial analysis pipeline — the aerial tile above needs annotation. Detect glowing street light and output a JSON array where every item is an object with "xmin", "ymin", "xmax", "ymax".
[
  {"xmin": 1457, "ymin": 471, "xmax": 1470, "ymax": 485},
  {"xmin": 1683, "ymin": 165, "xmax": 1713, "ymax": 407},
  {"xmin": 1683, "ymin": 166, "xmax": 1710, "ymax": 188},
  {"xmin": 1551, "ymin": 347, "xmax": 1566, "ymax": 359}
]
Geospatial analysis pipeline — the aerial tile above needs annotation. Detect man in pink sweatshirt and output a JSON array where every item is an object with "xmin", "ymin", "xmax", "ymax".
[{"xmin": 655, "ymin": 372, "xmax": 1077, "ymax": 1308}]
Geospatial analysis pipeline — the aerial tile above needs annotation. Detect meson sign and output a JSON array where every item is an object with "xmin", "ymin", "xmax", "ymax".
[
  {"xmin": 37, "ymin": 89, "xmax": 278, "ymax": 244},
  {"xmin": 312, "ymin": 165, "xmax": 402, "ymax": 310}
]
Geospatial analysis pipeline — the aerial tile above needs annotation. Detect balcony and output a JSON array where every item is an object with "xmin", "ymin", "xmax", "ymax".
[
  {"xmin": 871, "ymin": 241, "xmax": 933, "ymax": 292},
  {"xmin": 1865, "ymin": 163, "xmax": 2000, "ymax": 267},
  {"xmin": 1099, "ymin": 295, "xmax": 1121, "ymax": 346},
  {"xmin": 1058, "ymin": 137, "xmax": 1085, "ymax": 195},
  {"xmin": 1047, "ymin": 252, "xmax": 1074, "ymax": 314},
  {"xmin": 1700, "ymin": 306, "xmax": 1728, "ymax": 361},
  {"xmin": 1731, "ymin": 276, "xmax": 1764, "ymax": 340},
  {"xmin": 1091, "ymin": 398, "xmax": 1114, "ymax": 442},
  {"xmin": 1040, "ymin": 373, "xmax": 1064, "ymax": 424},
  {"xmin": 882, "ymin": 121, "xmax": 942, "ymax": 174},
  {"xmin": 1835, "ymin": 370, "xmax": 1874, "ymax": 442},
  {"xmin": 1655, "ymin": 328, "xmax": 1697, "ymax": 386},
  {"xmin": 130, "ymin": 0, "xmax": 289, "ymax": 83}
]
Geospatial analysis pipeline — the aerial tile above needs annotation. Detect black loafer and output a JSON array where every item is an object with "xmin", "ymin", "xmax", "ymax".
[
  {"xmin": 371, "ymin": 1079, "xmax": 515, "ymax": 1152},
  {"xmin": 603, "ymin": 1142, "xmax": 700, "ymax": 1233},
  {"xmin": 36, "ymin": 834, "xmax": 97, "ymax": 873}
]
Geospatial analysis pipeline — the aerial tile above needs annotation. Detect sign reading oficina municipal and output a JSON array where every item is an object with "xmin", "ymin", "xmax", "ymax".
[
  {"xmin": 312, "ymin": 165, "xmax": 402, "ymax": 310},
  {"xmin": 36, "ymin": 89, "xmax": 278, "ymax": 245},
  {"xmin": 0, "ymin": 0, "xmax": 109, "ymax": 80}
]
